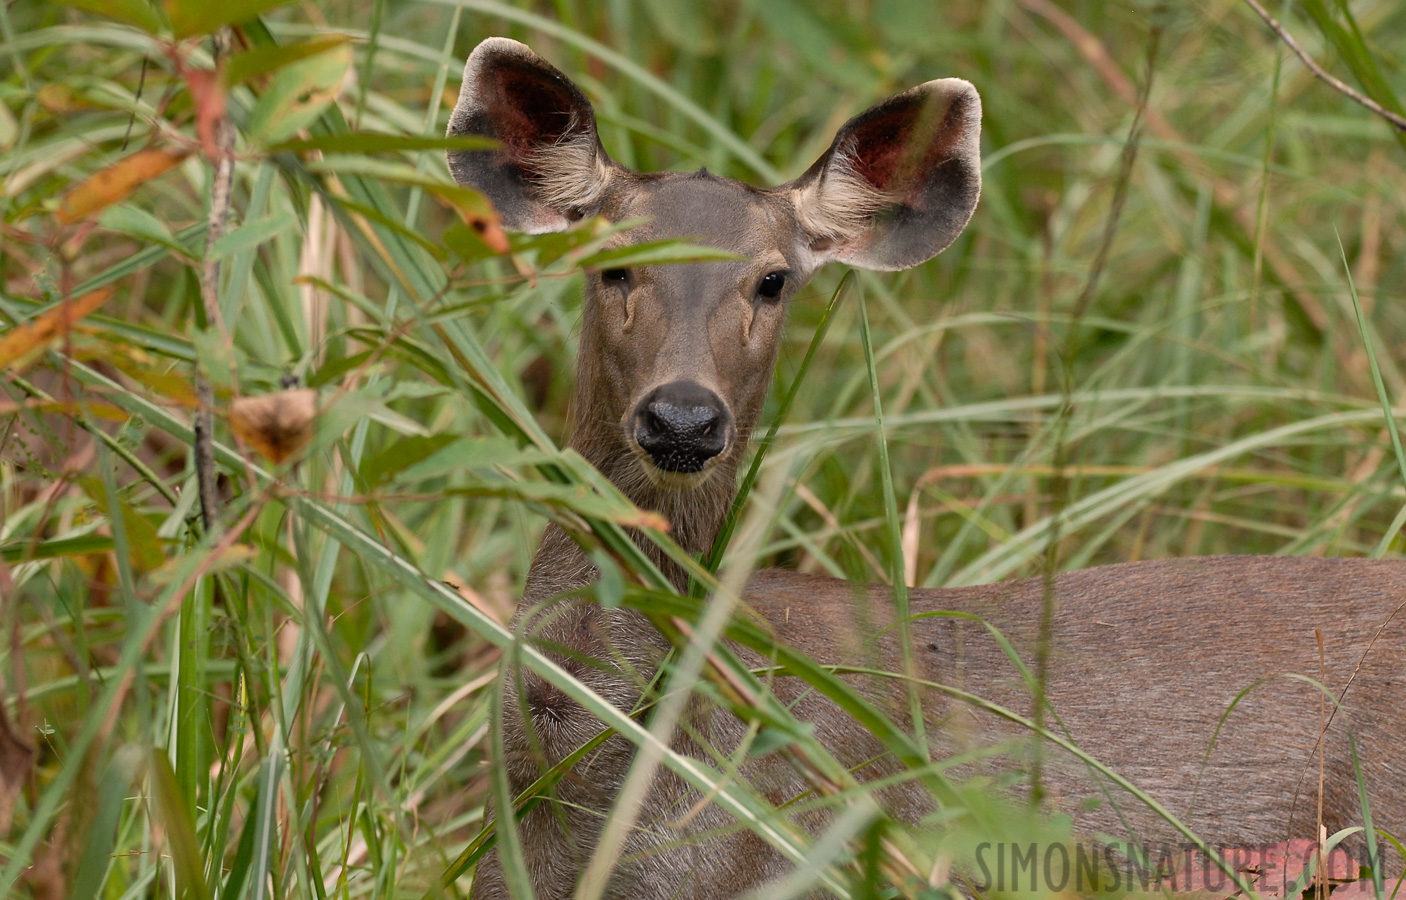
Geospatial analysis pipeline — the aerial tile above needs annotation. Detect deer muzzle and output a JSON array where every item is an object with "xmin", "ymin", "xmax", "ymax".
[{"xmin": 630, "ymin": 381, "xmax": 733, "ymax": 475}]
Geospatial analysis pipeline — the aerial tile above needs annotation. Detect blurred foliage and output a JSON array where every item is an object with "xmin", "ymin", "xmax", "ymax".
[{"xmin": 1, "ymin": 0, "xmax": 1404, "ymax": 897}]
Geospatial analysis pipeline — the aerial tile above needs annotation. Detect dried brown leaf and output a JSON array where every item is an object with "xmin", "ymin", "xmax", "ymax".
[
  {"xmin": 229, "ymin": 388, "xmax": 317, "ymax": 464},
  {"xmin": 56, "ymin": 149, "xmax": 190, "ymax": 224},
  {"xmin": 0, "ymin": 288, "xmax": 111, "ymax": 370}
]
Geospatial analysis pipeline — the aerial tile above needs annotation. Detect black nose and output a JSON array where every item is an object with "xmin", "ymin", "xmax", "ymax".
[{"xmin": 631, "ymin": 382, "xmax": 731, "ymax": 473}]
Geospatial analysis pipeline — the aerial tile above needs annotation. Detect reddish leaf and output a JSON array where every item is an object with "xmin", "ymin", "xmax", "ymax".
[{"xmin": 182, "ymin": 67, "xmax": 228, "ymax": 161}]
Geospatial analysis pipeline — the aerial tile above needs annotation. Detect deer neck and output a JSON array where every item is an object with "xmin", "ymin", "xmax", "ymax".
[{"xmin": 522, "ymin": 355, "xmax": 750, "ymax": 604}]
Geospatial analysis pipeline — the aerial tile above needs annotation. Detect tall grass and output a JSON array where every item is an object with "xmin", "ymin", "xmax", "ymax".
[{"xmin": 1, "ymin": 0, "xmax": 1404, "ymax": 897}]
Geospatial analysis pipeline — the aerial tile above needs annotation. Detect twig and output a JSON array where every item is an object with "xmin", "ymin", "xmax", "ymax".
[
  {"xmin": 194, "ymin": 28, "xmax": 237, "ymax": 535},
  {"xmin": 1241, "ymin": 0, "xmax": 1406, "ymax": 133}
]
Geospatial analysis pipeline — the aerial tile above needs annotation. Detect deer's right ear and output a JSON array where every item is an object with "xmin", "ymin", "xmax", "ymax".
[
  {"xmin": 788, "ymin": 78, "xmax": 982, "ymax": 271},
  {"xmin": 447, "ymin": 38, "xmax": 615, "ymax": 233}
]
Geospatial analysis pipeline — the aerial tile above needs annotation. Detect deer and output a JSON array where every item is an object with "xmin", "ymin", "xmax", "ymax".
[{"xmin": 445, "ymin": 36, "xmax": 1406, "ymax": 900}]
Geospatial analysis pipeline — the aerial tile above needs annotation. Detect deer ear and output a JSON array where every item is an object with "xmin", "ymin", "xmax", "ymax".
[
  {"xmin": 447, "ymin": 38, "xmax": 615, "ymax": 233},
  {"xmin": 787, "ymin": 79, "xmax": 981, "ymax": 271}
]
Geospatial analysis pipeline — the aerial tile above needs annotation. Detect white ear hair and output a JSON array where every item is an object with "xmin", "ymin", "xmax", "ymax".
[
  {"xmin": 529, "ymin": 130, "xmax": 615, "ymax": 219},
  {"xmin": 786, "ymin": 77, "xmax": 982, "ymax": 271},
  {"xmin": 790, "ymin": 148, "xmax": 895, "ymax": 247},
  {"xmin": 446, "ymin": 38, "xmax": 615, "ymax": 233}
]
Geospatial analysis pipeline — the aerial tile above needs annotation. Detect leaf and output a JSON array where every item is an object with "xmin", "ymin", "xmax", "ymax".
[
  {"xmin": 147, "ymin": 752, "xmax": 212, "ymax": 900},
  {"xmin": 589, "ymin": 548, "xmax": 625, "ymax": 609},
  {"xmin": 269, "ymin": 133, "xmax": 497, "ymax": 155},
  {"xmin": 50, "ymin": 0, "xmax": 162, "ymax": 32},
  {"xmin": 98, "ymin": 203, "xmax": 178, "ymax": 247},
  {"xmin": 311, "ymin": 390, "xmax": 429, "ymax": 457},
  {"xmin": 0, "ymin": 100, "xmax": 16, "ymax": 151},
  {"xmin": 182, "ymin": 67, "xmax": 227, "ymax": 161},
  {"xmin": 426, "ymin": 185, "xmax": 508, "ymax": 254},
  {"xmin": 308, "ymin": 156, "xmax": 509, "ymax": 253},
  {"xmin": 443, "ymin": 221, "xmax": 504, "ymax": 264},
  {"xmin": 393, "ymin": 436, "xmax": 546, "ymax": 482},
  {"xmin": 165, "ymin": 0, "xmax": 293, "ymax": 40},
  {"xmin": 246, "ymin": 42, "xmax": 352, "ymax": 145},
  {"xmin": 0, "ymin": 288, "xmax": 111, "ymax": 369},
  {"xmin": 358, "ymin": 433, "xmax": 458, "ymax": 486},
  {"xmin": 224, "ymin": 34, "xmax": 350, "ymax": 88},
  {"xmin": 78, "ymin": 477, "xmax": 165, "ymax": 573},
  {"xmin": 0, "ymin": 534, "xmax": 114, "ymax": 565},
  {"xmin": 750, "ymin": 724, "xmax": 813, "ymax": 759},
  {"xmin": 229, "ymin": 388, "xmax": 318, "ymax": 464},
  {"xmin": 66, "ymin": 753, "xmax": 133, "ymax": 900},
  {"xmin": 150, "ymin": 544, "xmax": 257, "ymax": 584},
  {"xmin": 577, "ymin": 239, "xmax": 743, "ymax": 269},
  {"xmin": 192, "ymin": 328, "xmax": 236, "ymax": 393},
  {"xmin": 56, "ymin": 148, "xmax": 190, "ymax": 223},
  {"xmin": 208, "ymin": 212, "xmax": 295, "ymax": 260},
  {"xmin": 750, "ymin": 0, "xmax": 877, "ymax": 91}
]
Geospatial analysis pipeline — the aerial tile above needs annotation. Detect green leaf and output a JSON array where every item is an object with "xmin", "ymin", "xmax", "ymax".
[
  {"xmin": 224, "ymin": 34, "xmax": 350, "ymax": 87},
  {"xmin": 79, "ymin": 477, "xmax": 165, "ymax": 573},
  {"xmin": 315, "ymin": 391, "xmax": 429, "ymax": 456},
  {"xmin": 589, "ymin": 548, "xmax": 625, "ymax": 609},
  {"xmin": 246, "ymin": 42, "xmax": 352, "ymax": 145},
  {"xmin": 192, "ymin": 328, "xmax": 236, "ymax": 392},
  {"xmin": 310, "ymin": 157, "xmax": 499, "ymax": 220},
  {"xmin": 98, "ymin": 203, "xmax": 177, "ymax": 247},
  {"xmin": 576, "ymin": 239, "xmax": 743, "ymax": 269},
  {"xmin": 270, "ymin": 133, "xmax": 497, "ymax": 155},
  {"xmin": 67, "ymin": 753, "xmax": 135, "ymax": 900},
  {"xmin": 442, "ymin": 221, "xmax": 503, "ymax": 265},
  {"xmin": 165, "ymin": 0, "xmax": 293, "ymax": 39},
  {"xmin": 208, "ymin": 212, "xmax": 294, "ymax": 260},
  {"xmin": 750, "ymin": 723, "xmax": 814, "ymax": 759},
  {"xmin": 0, "ymin": 533, "xmax": 114, "ymax": 565},
  {"xmin": 51, "ymin": 0, "xmax": 162, "ymax": 33},
  {"xmin": 393, "ymin": 436, "xmax": 550, "ymax": 483},
  {"xmin": 358, "ymin": 433, "xmax": 458, "ymax": 486}
]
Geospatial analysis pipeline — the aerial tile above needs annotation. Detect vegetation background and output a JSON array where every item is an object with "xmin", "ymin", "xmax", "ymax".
[{"xmin": 1, "ymin": 0, "xmax": 1404, "ymax": 897}]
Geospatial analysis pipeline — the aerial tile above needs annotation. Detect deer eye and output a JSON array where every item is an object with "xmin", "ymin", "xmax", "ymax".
[
  {"xmin": 602, "ymin": 268, "xmax": 629, "ymax": 284},
  {"xmin": 757, "ymin": 271, "xmax": 786, "ymax": 300}
]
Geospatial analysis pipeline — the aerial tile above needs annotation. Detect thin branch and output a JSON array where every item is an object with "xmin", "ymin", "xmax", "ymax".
[
  {"xmin": 194, "ymin": 28, "xmax": 237, "ymax": 535},
  {"xmin": 1241, "ymin": 0, "xmax": 1406, "ymax": 133}
]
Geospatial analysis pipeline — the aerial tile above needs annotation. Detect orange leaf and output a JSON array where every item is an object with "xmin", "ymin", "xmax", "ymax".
[
  {"xmin": 56, "ymin": 148, "xmax": 190, "ymax": 224},
  {"xmin": 0, "ymin": 288, "xmax": 112, "ymax": 369}
]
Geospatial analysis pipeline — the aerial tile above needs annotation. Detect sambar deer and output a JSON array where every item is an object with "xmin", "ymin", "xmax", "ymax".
[{"xmin": 446, "ymin": 37, "xmax": 1406, "ymax": 899}]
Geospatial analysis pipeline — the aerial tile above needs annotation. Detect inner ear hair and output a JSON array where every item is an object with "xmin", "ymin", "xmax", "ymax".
[
  {"xmin": 790, "ymin": 146, "xmax": 897, "ymax": 249},
  {"xmin": 527, "ymin": 128, "xmax": 615, "ymax": 221}
]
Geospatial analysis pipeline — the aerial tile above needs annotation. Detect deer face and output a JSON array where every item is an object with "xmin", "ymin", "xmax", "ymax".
[
  {"xmin": 447, "ymin": 37, "xmax": 981, "ymax": 499},
  {"xmin": 579, "ymin": 173, "xmax": 810, "ymax": 487}
]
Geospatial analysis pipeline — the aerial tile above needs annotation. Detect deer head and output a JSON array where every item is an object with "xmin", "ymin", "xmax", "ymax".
[{"xmin": 447, "ymin": 37, "xmax": 981, "ymax": 556}]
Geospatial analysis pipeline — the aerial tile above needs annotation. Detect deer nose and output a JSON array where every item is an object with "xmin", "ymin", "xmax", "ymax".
[{"xmin": 631, "ymin": 382, "xmax": 731, "ymax": 473}]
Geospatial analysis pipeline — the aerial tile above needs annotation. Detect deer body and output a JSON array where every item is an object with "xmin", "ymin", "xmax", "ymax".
[{"xmin": 447, "ymin": 38, "xmax": 1406, "ymax": 899}]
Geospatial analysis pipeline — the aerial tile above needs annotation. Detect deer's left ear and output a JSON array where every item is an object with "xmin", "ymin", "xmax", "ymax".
[
  {"xmin": 787, "ymin": 79, "xmax": 981, "ymax": 271},
  {"xmin": 447, "ymin": 37, "xmax": 615, "ymax": 233}
]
